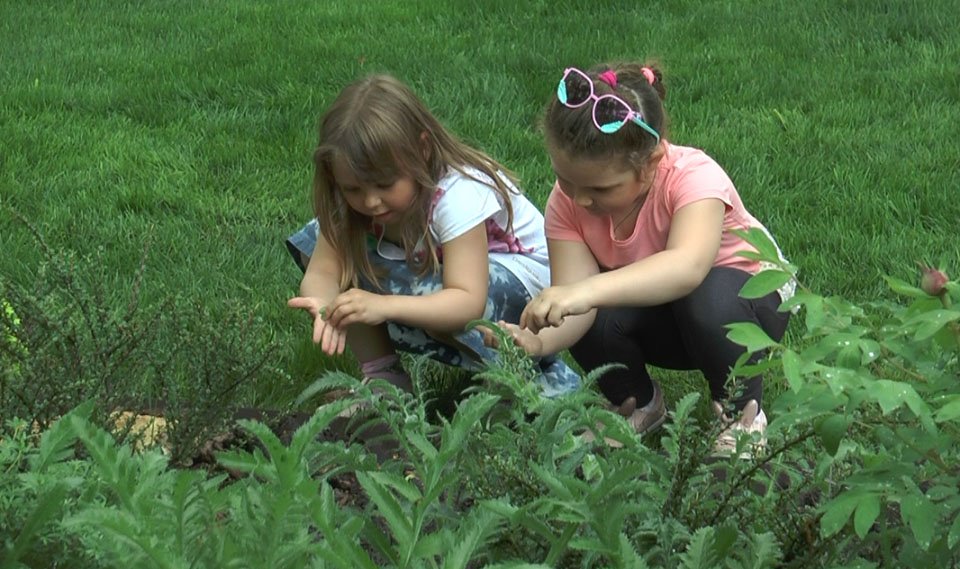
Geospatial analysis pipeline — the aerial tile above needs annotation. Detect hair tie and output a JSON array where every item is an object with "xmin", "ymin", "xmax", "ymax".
[
  {"xmin": 641, "ymin": 67, "xmax": 656, "ymax": 85},
  {"xmin": 598, "ymin": 70, "xmax": 618, "ymax": 88}
]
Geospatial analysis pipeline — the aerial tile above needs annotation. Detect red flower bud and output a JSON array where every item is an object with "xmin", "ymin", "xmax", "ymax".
[{"xmin": 919, "ymin": 265, "xmax": 949, "ymax": 296}]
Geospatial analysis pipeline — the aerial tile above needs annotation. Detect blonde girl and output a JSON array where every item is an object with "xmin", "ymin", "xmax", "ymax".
[{"xmin": 286, "ymin": 74, "xmax": 579, "ymax": 396}]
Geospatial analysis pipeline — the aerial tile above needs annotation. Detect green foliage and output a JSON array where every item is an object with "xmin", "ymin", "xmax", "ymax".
[
  {"xmin": 1, "ymin": 404, "xmax": 98, "ymax": 569},
  {"xmin": 0, "ymin": 1, "xmax": 958, "ymax": 566},
  {"xmin": 732, "ymin": 228, "xmax": 960, "ymax": 565},
  {"xmin": 0, "ymin": 212, "xmax": 282, "ymax": 463}
]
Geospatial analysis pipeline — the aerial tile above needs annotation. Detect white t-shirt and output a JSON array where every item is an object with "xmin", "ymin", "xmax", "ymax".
[{"xmin": 373, "ymin": 167, "xmax": 550, "ymax": 296}]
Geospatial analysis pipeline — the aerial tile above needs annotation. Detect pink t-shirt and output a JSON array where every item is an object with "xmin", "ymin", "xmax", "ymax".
[{"xmin": 545, "ymin": 143, "xmax": 772, "ymax": 273}]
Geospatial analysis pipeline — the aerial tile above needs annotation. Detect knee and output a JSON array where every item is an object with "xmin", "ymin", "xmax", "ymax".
[{"xmin": 674, "ymin": 295, "xmax": 751, "ymax": 348}]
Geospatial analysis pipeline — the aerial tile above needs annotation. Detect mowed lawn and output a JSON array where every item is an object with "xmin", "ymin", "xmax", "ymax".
[{"xmin": 2, "ymin": 0, "xmax": 958, "ymax": 403}]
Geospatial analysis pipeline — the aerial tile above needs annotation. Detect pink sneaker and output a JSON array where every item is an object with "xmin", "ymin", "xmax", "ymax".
[
  {"xmin": 582, "ymin": 383, "xmax": 667, "ymax": 448},
  {"xmin": 712, "ymin": 399, "xmax": 767, "ymax": 457}
]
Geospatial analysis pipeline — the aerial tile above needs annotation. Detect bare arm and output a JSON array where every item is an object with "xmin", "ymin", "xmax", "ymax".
[
  {"xmin": 385, "ymin": 223, "xmax": 490, "ymax": 332},
  {"xmin": 519, "ymin": 238, "xmax": 601, "ymax": 355},
  {"xmin": 585, "ymin": 198, "xmax": 725, "ymax": 306},
  {"xmin": 326, "ymin": 223, "xmax": 490, "ymax": 334},
  {"xmin": 522, "ymin": 198, "xmax": 725, "ymax": 334},
  {"xmin": 286, "ymin": 231, "xmax": 348, "ymax": 354},
  {"xmin": 297, "ymin": 231, "xmax": 344, "ymax": 301}
]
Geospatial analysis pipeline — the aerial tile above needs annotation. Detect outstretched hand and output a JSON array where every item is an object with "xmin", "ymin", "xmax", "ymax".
[
  {"xmin": 520, "ymin": 284, "xmax": 593, "ymax": 334},
  {"xmin": 287, "ymin": 296, "xmax": 347, "ymax": 355},
  {"xmin": 478, "ymin": 320, "xmax": 545, "ymax": 358}
]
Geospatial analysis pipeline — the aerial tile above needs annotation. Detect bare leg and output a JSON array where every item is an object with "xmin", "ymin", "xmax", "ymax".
[{"xmin": 346, "ymin": 322, "xmax": 396, "ymax": 362}]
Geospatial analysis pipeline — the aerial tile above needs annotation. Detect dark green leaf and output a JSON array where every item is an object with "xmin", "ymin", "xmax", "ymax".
[
  {"xmin": 815, "ymin": 414, "xmax": 849, "ymax": 456},
  {"xmin": 853, "ymin": 494, "xmax": 880, "ymax": 538},
  {"xmin": 725, "ymin": 322, "xmax": 778, "ymax": 353},
  {"xmin": 820, "ymin": 493, "xmax": 859, "ymax": 537},
  {"xmin": 739, "ymin": 270, "xmax": 793, "ymax": 299},
  {"xmin": 901, "ymin": 493, "xmax": 937, "ymax": 550},
  {"xmin": 883, "ymin": 275, "xmax": 926, "ymax": 298},
  {"xmin": 781, "ymin": 349, "xmax": 804, "ymax": 392}
]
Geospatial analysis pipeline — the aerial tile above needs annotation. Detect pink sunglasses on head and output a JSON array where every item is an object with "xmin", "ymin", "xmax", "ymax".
[{"xmin": 556, "ymin": 67, "xmax": 660, "ymax": 141}]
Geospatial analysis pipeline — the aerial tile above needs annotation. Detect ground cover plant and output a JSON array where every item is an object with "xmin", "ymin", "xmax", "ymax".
[{"xmin": 2, "ymin": 0, "xmax": 959, "ymax": 567}]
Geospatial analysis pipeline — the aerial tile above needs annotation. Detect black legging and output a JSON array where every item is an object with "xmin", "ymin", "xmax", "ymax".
[{"xmin": 569, "ymin": 266, "xmax": 790, "ymax": 412}]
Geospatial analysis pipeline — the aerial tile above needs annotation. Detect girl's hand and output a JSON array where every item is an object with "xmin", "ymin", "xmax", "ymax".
[
  {"xmin": 479, "ymin": 320, "xmax": 545, "ymax": 357},
  {"xmin": 520, "ymin": 284, "xmax": 593, "ymax": 334},
  {"xmin": 287, "ymin": 296, "xmax": 348, "ymax": 355},
  {"xmin": 325, "ymin": 289, "xmax": 390, "ymax": 328}
]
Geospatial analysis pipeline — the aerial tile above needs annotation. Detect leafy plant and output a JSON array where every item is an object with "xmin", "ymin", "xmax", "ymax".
[
  {"xmin": 729, "ymin": 228, "xmax": 960, "ymax": 565},
  {"xmin": 0, "ymin": 209, "xmax": 280, "ymax": 464}
]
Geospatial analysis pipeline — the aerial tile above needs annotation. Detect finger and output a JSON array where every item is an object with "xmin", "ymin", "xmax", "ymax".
[
  {"xmin": 312, "ymin": 316, "xmax": 326, "ymax": 344},
  {"xmin": 334, "ymin": 328, "xmax": 347, "ymax": 355},
  {"xmin": 288, "ymin": 296, "xmax": 318, "ymax": 316},
  {"xmin": 325, "ymin": 304, "xmax": 346, "ymax": 327},
  {"xmin": 477, "ymin": 326, "xmax": 499, "ymax": 348},
  {"xmin": 523, "ymin": 312, "xmax": 542, "ymax": 334},
  {"xmin": 528, "ymin": 306, "xmax": 549, "ymax": 333},
  {"xmin": 337, "ymin": 312, "xmax": 362, "ymax": 328},
  {"xmin": 287, "ymin": 296, "xmax": 310, "ymax": 309},
  {"xmin": 320, "ymin": 320, "xmax": 339, "ymax": 355},
  {"xmin": 547, "ymin": 305, "xmax": 566, "ymax": 327},
  {"xmin": 519, "ymin": 306, "xmax": 533, "ymax": 330}
]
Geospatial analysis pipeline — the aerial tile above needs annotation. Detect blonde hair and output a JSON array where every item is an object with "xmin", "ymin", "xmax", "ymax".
[{"xmin": 313, "ymin": 74, "xmax": 519, "ymax": 290}]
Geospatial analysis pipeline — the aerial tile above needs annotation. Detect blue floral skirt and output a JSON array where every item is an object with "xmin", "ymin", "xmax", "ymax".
[{"xmin": 286, "ymin": 220, "xmax": 580, "ymax": 397}]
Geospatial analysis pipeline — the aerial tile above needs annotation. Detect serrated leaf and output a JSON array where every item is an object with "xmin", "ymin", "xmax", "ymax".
[
  {"xmin": 294, "ymin": 370, "xmax": 362, "ymax": 407},
  {"xmin": 853, "ymin": 494, "xmax": 880, "ymax": 538},
  {"xmin": 617, "ymin": 532, "xmax": 649, "ymax": 569},
  {"xmin": 289, "ymin": 398, "xmax": 359, "ymax": 458},
  {"xmin": 680, "ymin": 526, "xmax": 719, "ymax": 569},
  {"xmin": 364, "ymin": 471, "xmax": 422, "ymax": 503},
  {"xmin": 356, "ymin": 471, "xmax": 413, "ymax": 545},
  {"xmin": 442, "ymin": 507, "xmax": 503, "ymax": 569},
  {"xmin": 31, "ymin": 401, "xmax": 92, "ymax": 471},
  {"xmin": 405, "ymin": 431, "xmax": 439, "ymax": 461},
  {"xmin": 738, "ymin": 532, "xmax": 781, "ymax": 569},
  {"xmin": 725, "ymin": 322, "xmax": 778, "ymax": 353},
  {"xmin": 740, "ymin": 270, "xmax": 793, "ymax": 299},
  {"xmin": 439, "ymin": 393, "xmax": 499, "ymax": 459},
  {"xmin": 7, "ymin": 484, "xmax": 68, "ymax": 562},
  {"xmin": 411, "ymin": 531, "xmax": 446, "ymax": 560}
]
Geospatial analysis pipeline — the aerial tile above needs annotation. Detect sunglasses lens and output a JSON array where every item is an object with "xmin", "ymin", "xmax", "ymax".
[
  {"xmin": 595, "ymin": 96, "xmax": 631, "ymax": 132},
  {"xmin": 560, "ymin": 71, "xmax": 592, "ymax": 106}
]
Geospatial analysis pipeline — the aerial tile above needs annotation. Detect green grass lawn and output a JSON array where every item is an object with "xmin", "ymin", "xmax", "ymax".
[{"xmin": 2, "ymin": 0, "xmax": 958, "ymax": 406}]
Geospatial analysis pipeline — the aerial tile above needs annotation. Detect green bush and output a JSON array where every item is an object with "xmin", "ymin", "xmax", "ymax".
[
  {"xmin": 3, "ymin": 224, "xmax": 958, "ymax": 567},
  {"xmin": 0, "ymin": 212, "xmax": 282, "ymax": 464}
]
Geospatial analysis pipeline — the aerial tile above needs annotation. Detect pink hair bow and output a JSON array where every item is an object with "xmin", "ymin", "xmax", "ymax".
[
  {"xmin": 598, "ymin": 70, "xmax": 618, "ymax": 88},
  {"xmin": 641, "ymin": 67, "xmax": 655, "ymax": 85}
]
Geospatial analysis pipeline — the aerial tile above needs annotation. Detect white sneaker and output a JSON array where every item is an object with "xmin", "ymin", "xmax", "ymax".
[{"xmin": 712, "ymin": 399, "xmax": 767, "ymax": 457}]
